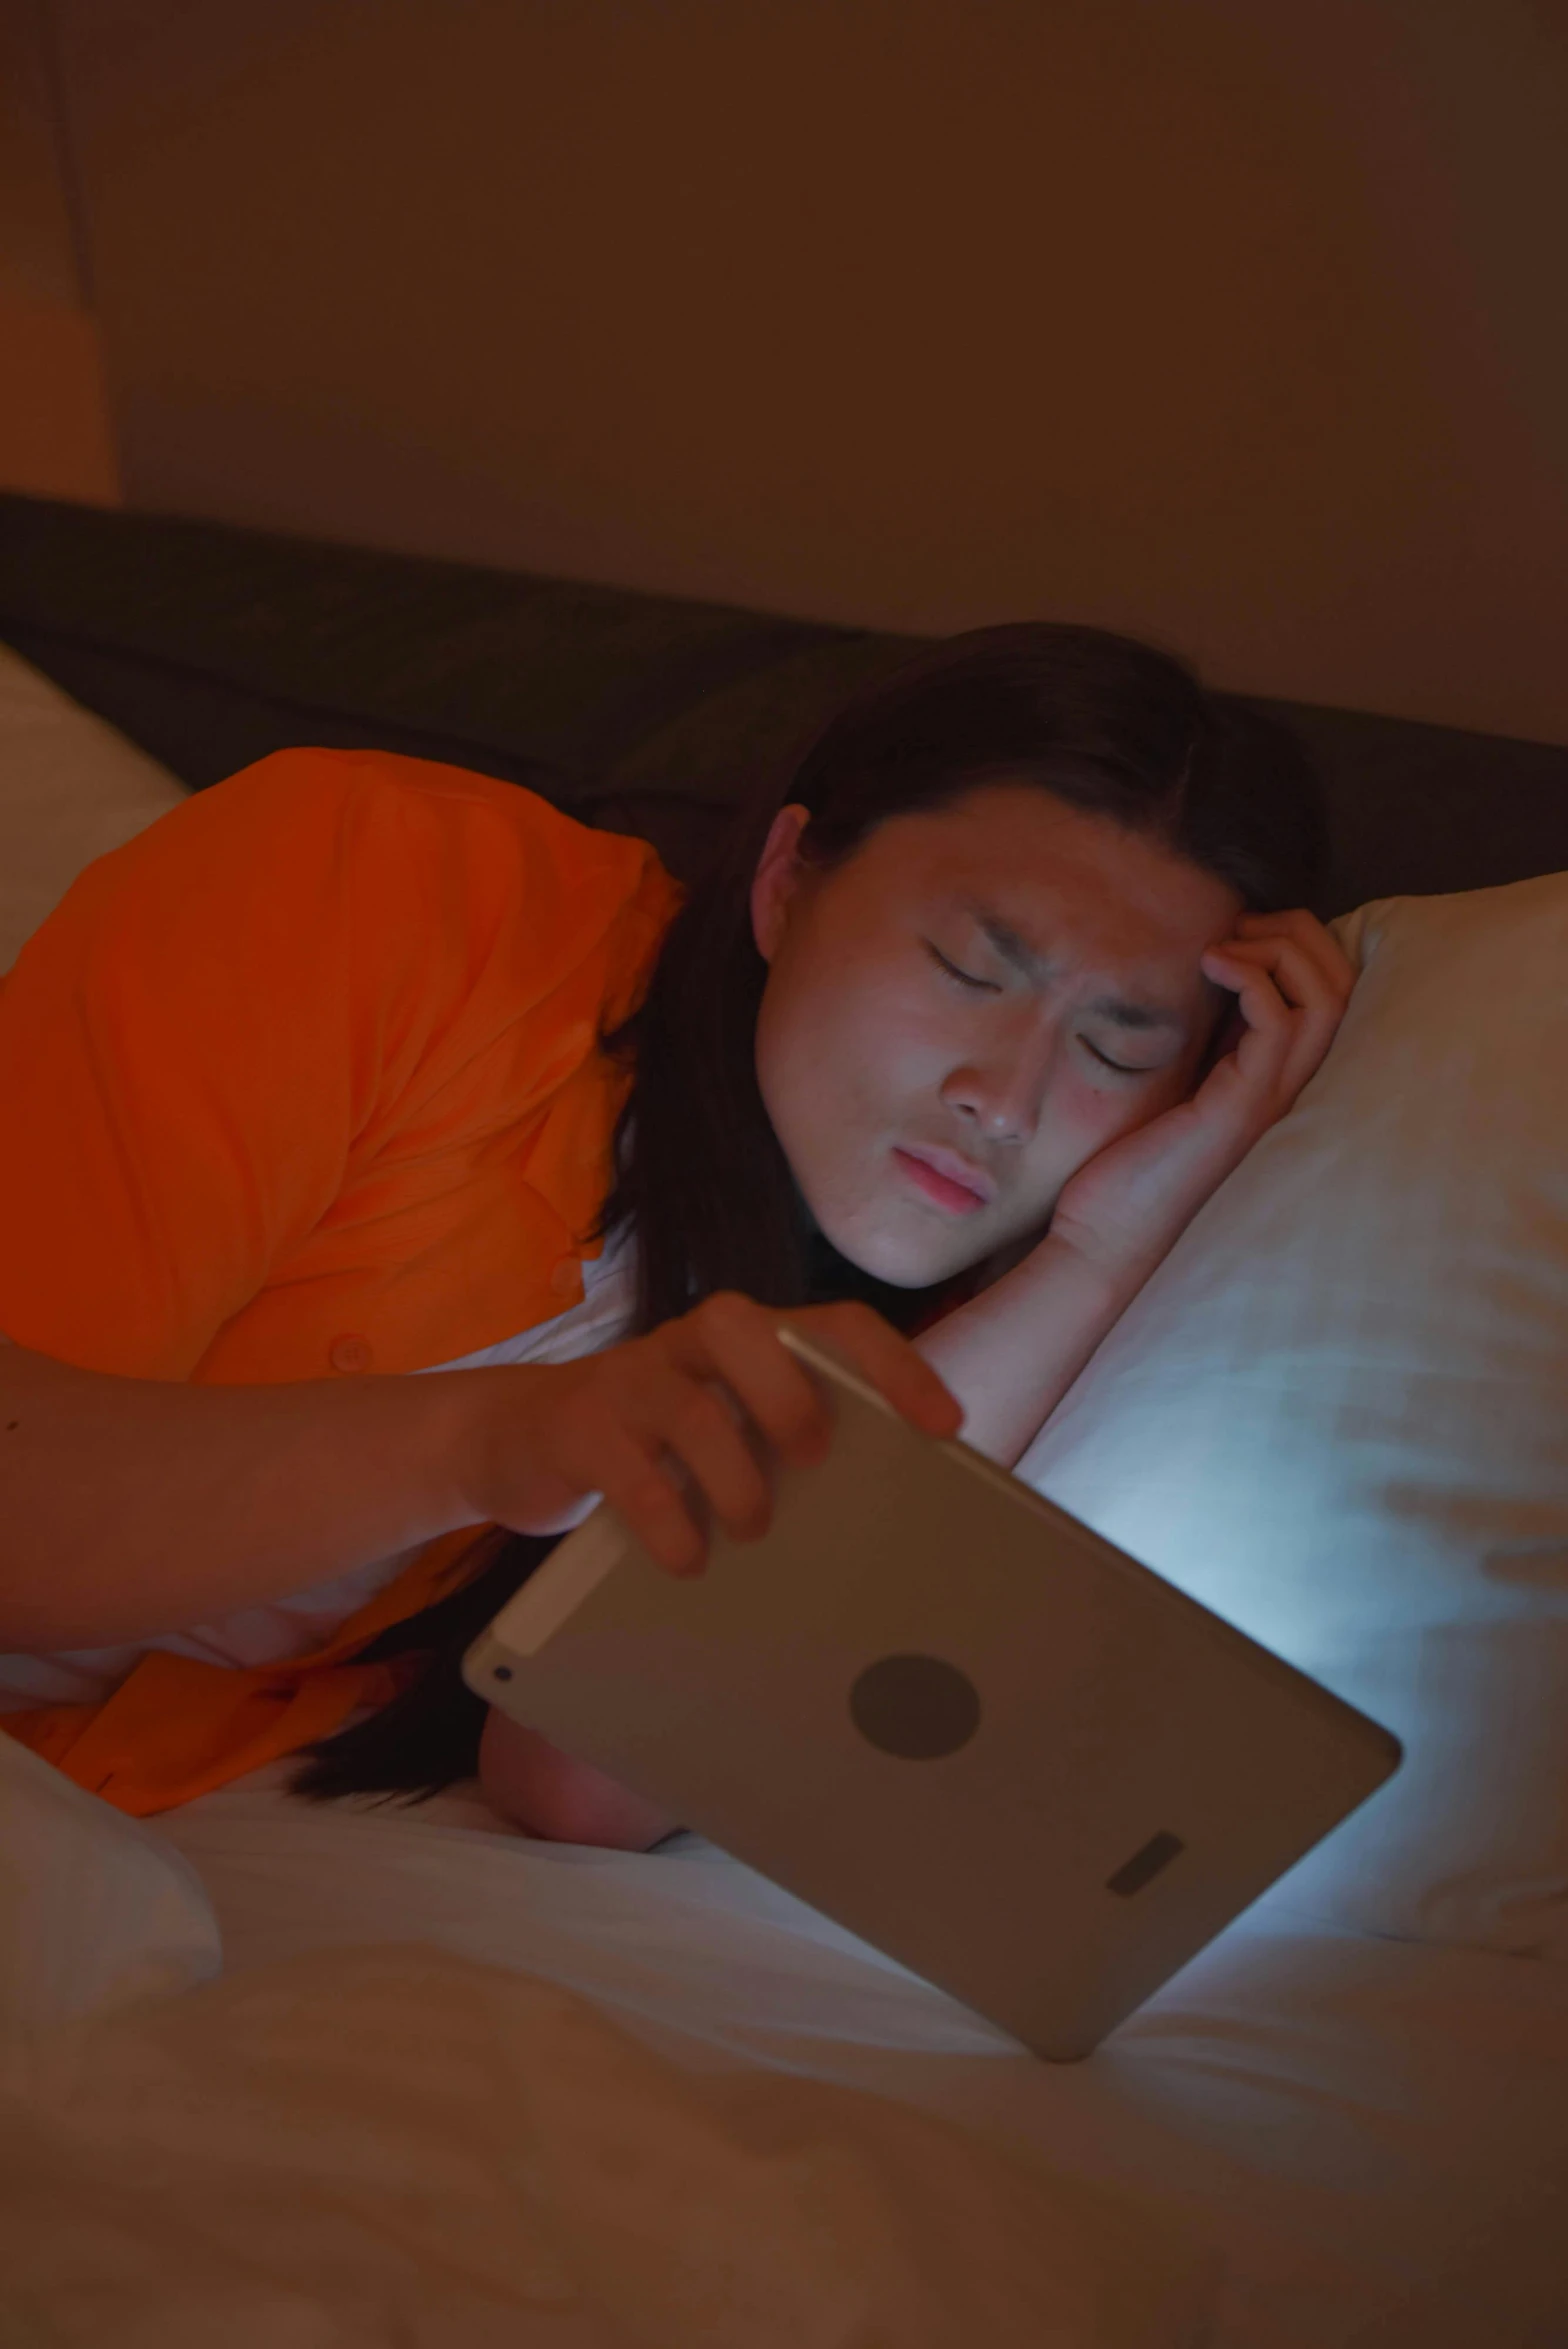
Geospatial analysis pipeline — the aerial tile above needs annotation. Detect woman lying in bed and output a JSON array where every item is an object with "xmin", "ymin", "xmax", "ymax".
[{"xmin": 0, "ymin": 624, "xmax": 1351, "ymax": 1848}]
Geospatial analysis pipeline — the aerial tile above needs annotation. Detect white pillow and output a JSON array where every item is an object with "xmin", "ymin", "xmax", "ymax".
[
  {"xmin": 1019, "ymin": 871, "xmax": 1568, "ymax": 1960},
  {"xmin": 0, "ymin": 1732, "xmax": 220, "ymax": 2039},
  {"xmin": 0, "ymin": 652, "xmax": 211, "ymax": 2021},
  {"xmin": 0, "ymin": 640, "xmax": 188, "ymax": 973}
]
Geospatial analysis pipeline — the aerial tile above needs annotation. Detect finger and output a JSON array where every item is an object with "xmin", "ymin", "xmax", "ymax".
[
  {"xmin": 1201, "ymin": 940, "xmax": 1343, "ymax": 1107},
  {"xmin": 789, "ymin": 1300, "xmax": 964, "ymax": 1440},
  {"xmin": 650, "ymin": 1376, "xmax": 776, "ymax": 1546},
  {"xmin": 1237, "ymin": 921, "xmax": 1354, "ymax": 1010},
  {"xmin": 575, "ymin": 1419, "xmax": 711, "ymax": 1577},
  {"xmin": 1205, "ymin": 934, "xmax": 1347, "ymax": 1082},
  {"xmin": 1210, "ymin": 932, "xmax": 1338, "ymax": 1018},
  {"xmin": 1197, "ymin": 947, "xmax": 1294, "ymax": 1086},
  {"xmin": 1193, "ymin": 983, "xmax": 1247, "ymax": 1081},
  {"xmin": 1211, "ymin": 930, "xmax": 1323, "ymax": 1033},
  {"xmin": 664, "ymin": 1292, "xmax": 834, "ymax": 1469},
  {"xmin": 1234, "ymin": 910, "xmax": 1355, "ymax": 1003}
]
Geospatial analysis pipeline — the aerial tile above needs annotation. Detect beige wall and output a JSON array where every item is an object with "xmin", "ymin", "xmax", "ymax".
[
  {"xmin": 0, "ymin": 0, "xmax": 119, "ymax": 500},
  {"xmin": 42, "ymin": 0, "xmax": 1568, "ymax": 742}
]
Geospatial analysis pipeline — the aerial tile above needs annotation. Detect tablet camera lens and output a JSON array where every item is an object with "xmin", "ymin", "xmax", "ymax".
[{"xmin": 849, "ymin": 1653, "xmax": 981, "ymax": 1759}]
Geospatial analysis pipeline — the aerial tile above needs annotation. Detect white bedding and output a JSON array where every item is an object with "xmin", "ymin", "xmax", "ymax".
[
  {"xmin": 1, "ymin": 1749, "xmax": 1217, "ymax": 2349},
  {"xmin": 2, "ymin": 1938, "xmax": 1210, "ymax": 2349},
  {"xmin": 0, "ymin": 641, "xmax": 187, "ymax": 974},
  {"xmin": 7, "ymin": 1746, "xmax": 1563, "ymax": 2347},
  {"xmin": 136, "ymin": 1768, "xmax": 1568, "ymax": 2348}
]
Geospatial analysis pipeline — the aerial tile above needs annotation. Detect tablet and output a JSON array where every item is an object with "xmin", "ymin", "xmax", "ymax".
[{"xmin": 464, "ymin": 1329, "xmax": 1400, "ymax": 2059}]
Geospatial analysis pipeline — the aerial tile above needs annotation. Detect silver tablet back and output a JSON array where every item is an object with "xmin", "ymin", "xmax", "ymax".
[{"xmin": 465, "ymin": 1333, "xmax": 1399, "ymax": 2059}]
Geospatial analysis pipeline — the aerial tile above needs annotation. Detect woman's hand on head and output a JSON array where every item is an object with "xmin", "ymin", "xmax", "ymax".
[
  {"xmin": 1046, "ymin": 908, "xmax": 1355, "ymax": 1282},
  {"xmin": 1195, "ymin": 908, "xmax": 1356, "ymax": 1125},
  {"xmin": 456, "ymin": 1294, "xmax": 962, "ymax": 1577}
]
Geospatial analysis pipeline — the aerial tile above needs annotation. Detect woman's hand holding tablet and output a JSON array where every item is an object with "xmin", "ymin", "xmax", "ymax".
[{"xmin": 454, "ymin": 1295, "xmax": 962, "ymax": 1579}]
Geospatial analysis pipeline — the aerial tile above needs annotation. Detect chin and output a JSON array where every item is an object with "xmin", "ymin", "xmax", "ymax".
[{"xmin": 815, "ymin": 1206, "xmax": 976, "ymax": 1292}]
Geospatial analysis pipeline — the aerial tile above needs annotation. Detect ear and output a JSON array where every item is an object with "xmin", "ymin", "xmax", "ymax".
[{"xmin": 750, "ymin": 803, "xmax": 813, "ymax": 963}]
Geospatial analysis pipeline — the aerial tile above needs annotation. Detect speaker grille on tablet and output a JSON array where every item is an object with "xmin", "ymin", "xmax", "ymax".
[{"xmin": 1106, "ymin": 1831, "xmax": 1185, "ymax": 1897}]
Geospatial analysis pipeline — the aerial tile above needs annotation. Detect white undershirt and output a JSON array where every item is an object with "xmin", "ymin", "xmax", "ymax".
[{"xmin": 0, "ymin": 1234, "xmax": 638, "ymax": 1712}]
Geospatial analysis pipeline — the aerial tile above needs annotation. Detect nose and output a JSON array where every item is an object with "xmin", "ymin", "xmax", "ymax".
[{"xmin": 941, "ymin": 1016, "xmax": 1054, "ymax": 1146}]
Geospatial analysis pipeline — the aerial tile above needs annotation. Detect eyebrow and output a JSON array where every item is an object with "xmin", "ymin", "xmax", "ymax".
[{"xmin": 967, "ymin": 907, "xmax": 1190, "ymax": 1034}]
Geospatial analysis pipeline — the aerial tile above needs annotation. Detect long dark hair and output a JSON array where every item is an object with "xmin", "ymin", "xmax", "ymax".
[{"xmin": 293, "ymin": 622, "xmax": 1325, "ymax": 1805}]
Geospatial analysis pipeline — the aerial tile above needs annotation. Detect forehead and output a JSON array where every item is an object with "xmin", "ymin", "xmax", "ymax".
[{"xmin": 859, "ymin": 784, "xmax": 1240, "ymax": 955}]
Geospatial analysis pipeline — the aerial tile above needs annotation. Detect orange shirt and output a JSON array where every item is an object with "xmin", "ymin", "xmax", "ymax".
[{"xmin": 0, "ymin": 748, "xmax": 681, "ymax": 1811}]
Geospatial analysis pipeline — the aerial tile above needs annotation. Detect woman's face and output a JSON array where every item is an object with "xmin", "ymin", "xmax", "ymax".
[{"xmin": 752, "ymin": 784, "xmax": 1243, "ymax": 1287}]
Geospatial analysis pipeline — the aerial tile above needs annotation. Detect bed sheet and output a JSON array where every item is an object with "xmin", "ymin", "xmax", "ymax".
[
  {"xmin": 156, "ymin": 1769, "xmax": 1568, "ymax": 2349},
  {"xmin": 3, "ymin": 1746, "xmax": 1224, "ymax": 2348},
  {"xmin": 5, "ymin": 1942, "xmax": 1220, "ymax": 2348}
]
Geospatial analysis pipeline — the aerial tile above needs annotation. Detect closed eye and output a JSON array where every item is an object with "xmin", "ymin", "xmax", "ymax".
[
  {"xmin": 928, "ymin": 942, "xmax": 1163, "ymax": 1072},
  {"xmin": 926, "ymin": 943, "xmax": 1001, "ymax": 994},
  {"xmin": 1082, "ymin": 1037, "xmax": 1154, "ymax": 1077}
]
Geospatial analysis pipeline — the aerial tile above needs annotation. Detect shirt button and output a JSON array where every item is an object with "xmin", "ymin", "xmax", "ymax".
[
  {"xmin": 548, "ymin": 1261, "xmax": 580, "ymax": 1302},
  {"xmin": 328, "ymin": 1333, "xmax": 372, "ymax": 1374}
]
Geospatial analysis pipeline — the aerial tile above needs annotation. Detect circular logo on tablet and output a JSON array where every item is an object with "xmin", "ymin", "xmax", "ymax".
[{"xmin": 848, "ymin": 1653, "xmax": 981, "ymax": 1760}]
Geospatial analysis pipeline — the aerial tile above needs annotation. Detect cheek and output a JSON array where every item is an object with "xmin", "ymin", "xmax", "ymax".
[
  {"xmin": 1125, "ymin": 1057, "xmax": 1194, "ymax": 1123},
  {"xmin": 755, "ymin": 973, "xmax": 874, "ymax": 1194},
  {"xmin": 1047, "ymin": 1064, "xmax": 1184, "ymax": 1164},
  {"xmin": 759, "ymin": 961, "xmax": 951, "ymax": 1127}
]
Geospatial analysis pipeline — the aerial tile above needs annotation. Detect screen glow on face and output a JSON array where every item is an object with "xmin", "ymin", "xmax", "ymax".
[{"xmin": 754, "ymin": 785, "xmax": 1240, "ymax": 1288}]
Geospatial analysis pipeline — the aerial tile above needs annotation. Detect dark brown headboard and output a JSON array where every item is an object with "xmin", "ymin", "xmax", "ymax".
[{"xmin": 4, "ymin": 492, "xmax": 1565, "ymax": 914}]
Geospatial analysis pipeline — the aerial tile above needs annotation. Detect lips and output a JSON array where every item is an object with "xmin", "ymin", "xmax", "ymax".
[{"xmin": 892, "ymin": 1145, "xmax": 996, "ymax": 1215}]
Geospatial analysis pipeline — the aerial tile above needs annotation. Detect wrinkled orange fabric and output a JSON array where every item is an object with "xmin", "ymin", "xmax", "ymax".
[
  {"xmin": 0, "ymin": 748, "xmax": 681, "ymax": 1813},
  {"xmin": 0, "ymin": 1526, "xmax": 491, "ymax": 1817}
]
